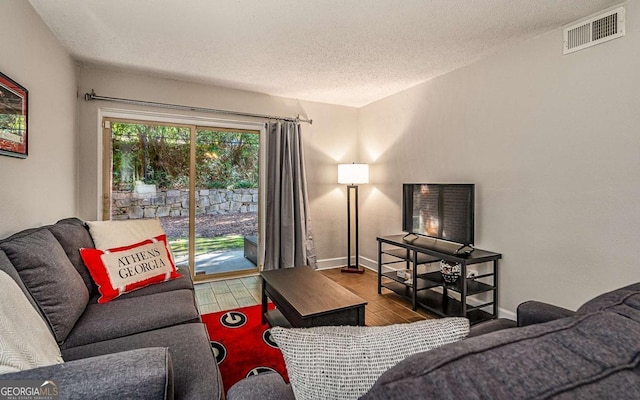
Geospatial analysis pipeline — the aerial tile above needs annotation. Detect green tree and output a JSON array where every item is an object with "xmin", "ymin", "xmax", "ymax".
[{"xmin": 111, "ymin": 123, "xmax": 258, "ymax": 191}]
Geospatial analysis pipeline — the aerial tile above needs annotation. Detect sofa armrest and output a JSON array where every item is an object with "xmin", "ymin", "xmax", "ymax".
[
  {"xmin": 517, "ymin": 300, "xmax": 575, "ymax": 327},
  {"xmin": 467, "ymin": 318, "xmax": 517, "ymax": 338},
  {"xmin": 227, "ymin": 372, "xmax": 294, "ymax": 400},
  {"xmin": 1, "ymin": 348, "xmax": 173, "ymax": 400}
]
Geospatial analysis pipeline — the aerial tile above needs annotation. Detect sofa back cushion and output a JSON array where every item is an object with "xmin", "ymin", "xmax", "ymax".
[
  {"xmin": 0, "ymin": 270, "xmax": 64, "ymax": 373},
  {"xmin": 0, "ymin": 229, "xmax": 89, "ymax": 344},
  {"xmin": 362, "ymin": 303, "xmax": 640, "ymax": 399},
  {"xmin": 48, "ymin": 218, "xmax": 97, "ymax": 295},
  {"xmin": 576, "ymin": 282, "xmax": 640, "ymax": 315},
  {"xmin": 0, "ymin": 250, "xmax": 42, "ymax": 319}
]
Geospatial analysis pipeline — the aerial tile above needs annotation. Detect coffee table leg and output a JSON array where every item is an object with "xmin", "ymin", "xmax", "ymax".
[{"xmin": 261, "ymin": 277, "xmax": 268, "ymax": 325}]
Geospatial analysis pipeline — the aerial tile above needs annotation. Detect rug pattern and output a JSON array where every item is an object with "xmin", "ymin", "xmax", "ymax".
[{"xmin": 202, "ymin": 304, "xmax": 288, "ymax": 392}]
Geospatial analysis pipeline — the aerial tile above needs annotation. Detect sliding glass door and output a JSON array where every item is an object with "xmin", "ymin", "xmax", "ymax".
[{"xmin": 103, "ymin": 118, "xmax": 260, "ymax": 280}]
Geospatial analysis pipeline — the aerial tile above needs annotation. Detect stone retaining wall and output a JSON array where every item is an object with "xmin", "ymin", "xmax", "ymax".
[{"xmin": 111, "ymin": 188, "xmax": 258, "ymax": 220}]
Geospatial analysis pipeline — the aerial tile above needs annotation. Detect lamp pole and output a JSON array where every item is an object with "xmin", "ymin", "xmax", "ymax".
[
  {"xmin": 344, "ymin": 184, "xmax": 362, "ymax": 270},
  {"xmin": 338, "ymin": 163, "xmax": 368, "ymax": 274}
]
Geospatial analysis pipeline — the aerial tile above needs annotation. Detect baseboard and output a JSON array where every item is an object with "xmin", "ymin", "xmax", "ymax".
[
  {"xmin": 497, "ymin": 308, "xmax": 516, "ymax": 321},
  {"xmin": 315, "ymin": 257, "xmax": 346, "ymax": 270},
  {"xmin": 315, "ymin": 256, "xmax": 378, "ymax": 271},
  {"xmin": 359, "ymin": 256, "xmax": 378, "ymax": 272}
]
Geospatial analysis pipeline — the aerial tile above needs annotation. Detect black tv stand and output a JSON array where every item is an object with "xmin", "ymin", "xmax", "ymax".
[
  {"xmin": 454, "ymin": 244, "xmax": 475, "ymax": 258},
  {"xmin": 377, "ymin": 234, "xmax": 502, "ymax": 325}
]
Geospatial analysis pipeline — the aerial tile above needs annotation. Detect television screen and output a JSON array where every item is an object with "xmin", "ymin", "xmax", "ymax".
[{"xmin": 402, "ymin": 184, "xmax": 475, "ymax": 245}]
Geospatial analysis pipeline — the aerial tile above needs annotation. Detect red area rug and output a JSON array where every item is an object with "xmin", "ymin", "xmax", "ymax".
[{"xmin": 202, "ymin": 304, "xmax": 288, "ymax": 393}]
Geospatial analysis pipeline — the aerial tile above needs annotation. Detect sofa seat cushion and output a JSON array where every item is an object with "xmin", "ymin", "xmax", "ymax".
[
  {"xmin": 47, "ymin": 218, "xmax": 97, "ymax": 295},
  {"xmin": 0, "ymin": 228, "xmax": 89, "ymax": 344},
  {"xmin": 62, "ymin": 289, "xmax": 199, "ymax": 349},
  {"xmin": 61, "ymin": 323, "xmax": 221, "ymax": 400},
  {"xmin": 362, "ymin": 309, "xmax": 640, "ymax": 399}
]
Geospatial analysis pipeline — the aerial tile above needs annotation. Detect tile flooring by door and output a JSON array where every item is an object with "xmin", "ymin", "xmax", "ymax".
[
  {"xmin": 194, "ymin": 268, "xmax": 434, "ymax": 326},
  {"xmin": 194, "ymin": 275, "xmax": 262, "ymax": 315}
]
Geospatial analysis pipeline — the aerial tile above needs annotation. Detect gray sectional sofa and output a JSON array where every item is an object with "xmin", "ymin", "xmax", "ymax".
[
  {"xmin": 229, "ymin": 282, "xmax": 640, "ymax": 399},
  {"xmin": 4, "ymin": 216, "xmax": 639, "ymax": 399},
  {"xmin": 0, "ymin": 218, "xmax": 221, "ymax": 400}
]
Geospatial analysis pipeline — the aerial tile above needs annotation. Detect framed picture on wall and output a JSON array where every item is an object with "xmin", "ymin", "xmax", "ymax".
[{"xmin": 0, "ymin": 72, "xmax": 28, "ymax": 158}]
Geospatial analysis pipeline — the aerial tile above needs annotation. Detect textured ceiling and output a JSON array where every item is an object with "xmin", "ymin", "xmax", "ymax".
[{"xmin": 29, "ymin": 0, "xmax": 620, "ymax": 107}]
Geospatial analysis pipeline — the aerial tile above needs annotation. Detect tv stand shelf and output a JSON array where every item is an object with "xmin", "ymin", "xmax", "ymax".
[{"xmin": 377, "ymin": 235, "xmax": 502, "ymax": 325}]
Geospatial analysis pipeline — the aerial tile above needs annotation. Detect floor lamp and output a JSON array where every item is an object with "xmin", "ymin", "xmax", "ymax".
[{"xmin": 338, "ymin": 163, "xmax": 369, "ymax": 273}]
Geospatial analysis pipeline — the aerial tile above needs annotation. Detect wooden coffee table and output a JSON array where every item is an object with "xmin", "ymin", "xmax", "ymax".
[{"xmin": 261, "ymin": 266, "xmax": 367, "ymax": 327}]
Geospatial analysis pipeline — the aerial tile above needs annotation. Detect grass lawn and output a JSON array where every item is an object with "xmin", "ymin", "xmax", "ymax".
[{"xmin": 168, "ymin": 235, "xmax": 244, "ymax": 259}]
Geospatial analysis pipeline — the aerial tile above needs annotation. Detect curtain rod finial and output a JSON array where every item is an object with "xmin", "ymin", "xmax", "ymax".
[
  {"xmin": 84, "ymin": 89, "xmax": 96, "ymax": 101},
  {"xmin": 297, "ymin": 114, "xmax": 312, "ymax": 125}
]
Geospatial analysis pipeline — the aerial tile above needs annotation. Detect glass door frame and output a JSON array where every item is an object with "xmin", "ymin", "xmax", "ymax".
[{"xmin": 100, "ymin": 111, "xmax": 265, "ymax": 281}]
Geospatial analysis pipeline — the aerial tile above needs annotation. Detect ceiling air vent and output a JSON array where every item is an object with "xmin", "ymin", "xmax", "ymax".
[{"xmin": 563, "ymin": 6, "xmax": 625, "ymax": 54}]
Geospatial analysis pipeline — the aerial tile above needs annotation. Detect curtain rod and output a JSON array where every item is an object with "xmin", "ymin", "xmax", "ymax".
[{"xmin": 83, "ymin": 90, "xmax": 312, "ymax": 124}]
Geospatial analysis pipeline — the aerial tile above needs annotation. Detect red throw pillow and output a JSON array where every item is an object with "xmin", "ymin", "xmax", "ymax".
[{"xmin": 80, "ymin": 234, "xmax": 181, "ymax": 303}]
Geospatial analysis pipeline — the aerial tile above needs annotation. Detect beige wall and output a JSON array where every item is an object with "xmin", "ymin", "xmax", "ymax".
[
  {"xmin": 0, "ymin": 1, "xmax": 78, "ymax": 238},
  {"xmin": 359, "ymin": 3, "xmax": 640, "ymax": 313},
  {"xmin": 77, "ymin": 66, "xmax": 358, "ymax": 262}
]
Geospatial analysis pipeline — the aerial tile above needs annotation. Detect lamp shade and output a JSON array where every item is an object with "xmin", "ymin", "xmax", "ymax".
[{"xmin": 338, "ymin": 163, "xmax": 369, "ymax": 185}]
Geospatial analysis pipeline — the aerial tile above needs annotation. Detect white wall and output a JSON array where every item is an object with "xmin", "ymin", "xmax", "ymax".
[
  {"xmin": 359, "ymin": 3, "xmax": 640, "ymax": 312},
  {"xmin": 77, "ymin": 66, "xmax": 358, "ymax": 261},
  {"xmin": 0, "ymin": 1, "xmax": 78, "ymax": 238}
]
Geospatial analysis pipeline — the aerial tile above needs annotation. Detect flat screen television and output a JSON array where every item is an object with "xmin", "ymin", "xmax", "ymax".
[{"xmin": 402, "ymin": 183, "xmax": 475, "ymax": 246}]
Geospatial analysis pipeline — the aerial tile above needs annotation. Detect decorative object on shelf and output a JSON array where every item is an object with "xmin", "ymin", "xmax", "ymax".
[
  {"xmin": 400, "ymin": 269, "xmax": 413, "ymax": 286},
  {"xmin": 338, "ymin": 163, "xmax": 369, "ymax": 273},
  {"xmin": 440, "ymin": 260, "xmax": 461, "ymax": 283},
  {"xmin": 396, "ymin": 269, "xmax": 411, "ymax": 279},
  {"xmin": 0, "ymin": 72, "xmax": 28, "ymax": 158}
]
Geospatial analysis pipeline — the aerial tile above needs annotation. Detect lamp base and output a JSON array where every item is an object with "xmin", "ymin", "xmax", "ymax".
[{"xmin": 341, "ymin": 265, "xmax": 365, "ymax": 274}]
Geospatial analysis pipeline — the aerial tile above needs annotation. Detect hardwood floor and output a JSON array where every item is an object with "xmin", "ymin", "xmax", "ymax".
[{"xmin": 194, "ymin": 268, "xmax": 435, "ymax": 326}]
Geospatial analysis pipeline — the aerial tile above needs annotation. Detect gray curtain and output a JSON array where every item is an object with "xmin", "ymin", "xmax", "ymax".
[{"xmin": 264, "ymin": 121, "xmax": 317, "ymax": 270}]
